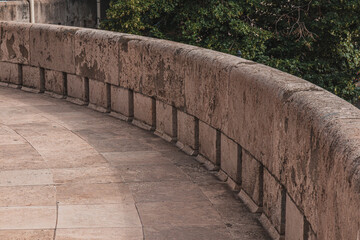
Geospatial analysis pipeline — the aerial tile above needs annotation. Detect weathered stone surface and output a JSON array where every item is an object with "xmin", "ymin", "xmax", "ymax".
[
  {"xmin": 199, "ymin": 121, "xmax": 218, "ymax": 165},
  {"xmin": 0, "ymin": 22, "xmax": 30, "ymax": 64},
  {"xmin": 118, "ymin": 38, "xmax": 195, "ymax": 108},
  {"xmin": 155, "ymin": 100, "xmax": 176, "ymax": 141},
  {"xmin": 241, "ymin": 151, "xmax": 263, "ymax": 206},
  {"xmin": 285, "ymin": 194, "xmax": 304, "ymax": 240},
  {"xmin": 44, "ymin": 69, "xmax": 65, "ymax": 95},
  {"xmin": 177, "ymin": 111, "xmax": 198, "ymax": 154},
  {"xmin": 0, "ymin": 62, "xmax": 20, "ymax": 85},
  {"xmin": 184, "ymin": 50, "xmax": 250, "ymax": 130},
  {"xmin": 30, "ymin": 24, "xmax": 78, "ymax": 73},
  {"xmin": 0, "ymin": 1, "xmax": 30, "ymax": 22},
  {"xmin": 0, "ymin": 0, "xmax": 96, "ymax": 27},
  {"xmin": 133, "ymin": 92, "xmax": 155, "ymax": 127},
  {"xmin": 75, "ymin": 29, "xmax": 123, "ymax": 85},
  {"xmin": 220, "ymin": 134, "xmax": 241, "ymax": 183},
  {"xmin": 67, "ymin": 74, "xmax": 87, "ymax": 102},
  {"xmin": 22, "ymin": 65, "xmax": 41, "ymax": 90},
  {"xmin": 89, "ymin": 79, "xmax": 109, "ymax": 111},
  {"xmin": 262, "ymin": 169, "xmax": 285, "ymax": 236},
  {"xmin": 110, "ymin": 86, "xmax": 133, "ymax": 118}
]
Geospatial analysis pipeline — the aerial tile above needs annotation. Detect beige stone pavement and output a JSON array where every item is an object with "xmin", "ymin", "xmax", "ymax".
[{"xmin": 0, "ymin": 86, "xmax": 270, "ymax": 240}]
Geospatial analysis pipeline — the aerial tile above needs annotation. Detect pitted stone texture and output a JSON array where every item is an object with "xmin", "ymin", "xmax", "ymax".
[
  {"xmin": 111, "ymin": 86, "xmax": 133, "ymax": 117},
  {"xmin": 30, "ymin": 24, "xmax": 78, "ymax": 73},
  {"xmin": 75, "ymin": 29, "xmax": 122, "ymax": 85},
  {"xmin": 285, "ymin": 195, "xmax": 304, "ymax": 240},
  {"xmin": 67, "ymin": 74, "xmax": 87, "ymax": 102},
  {"xmin": 199, "ymin": 121, "xmax": 218, "ymax": 165},
  {"xmin": 44, "ymin": 69, "xmax": 65, "ymax": 95},
  {"xmin": 0, "ymin": 22, "xmax": 30, "ymax": 64},
  {"xmin": 156, "ymin": 100, "xmax": 176, "ymax": 140},
  {"xmin": 262, "ymin": 169, "xmax": 285, "ymax": 236},
  {"xmin": 220, "ymin": 134, "xmax": 241, "ymax": 183},
  {"xmin": 89, "ymin": 79, "xmax": 109, "ymax": 110},
  {"xmin": 22, "ymin": 66, "xmax": 41, "ymax": 90},
  {"xmin": 134, "ymin": 92, "xmax": 155, "ymax": 127},
  {"xmin": 242, "ymin": 151, "xmax": 263, "ymax": 206},
  {"xmin": 184, "ymin": 50, "xmax": 250, "ymax": 130},
  {"xmin": 177, "ymin": 111, "xmax": 198, "ymax": 152},
  {"xmin": 0, "ymin": 62, "xmax": 20, "ymax": 85},
  {"xmin": 119, "ymin": 38, "xmax": 195, "ymax": 108}
]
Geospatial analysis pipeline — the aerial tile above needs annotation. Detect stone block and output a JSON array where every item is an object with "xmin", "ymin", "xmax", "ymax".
[
  {"xmin": 220, "ymin": 134, "xmax": 241, "ymax": 183},
  {"xmin": 118, "ymin": 37, "xmax": 194, "ymax": 108},
  {"xmin": 285, "ymin": 195, "xmax": 304, "ymax": 240},
  {"xmin": 199, "ymin": 121, "xmax": 218, "ymax": 165},
  {"xmin": 67, "ymin": 74, "xmax": 88, "ymax": 104},
  {"xmin": 45, "ymin": 69, "xmax": 65, "ymax": 95},
  {"xmin": 30, "ymin": 24, "xmax": 78, "ymax": 73},
  {"xmin": 75, "ymin": 29, "xmax": 122, "ymax": 85},
  {"xmin": 110, "ymin": 86, "xmax": 133, "ymax": 121},
  {"xmin": 176, "ymin": 111, "xmax": 198, "ymax": 155},
  {"xmin": 0, "ymin": 22, "xmax": 30, "ymax": 64},
  {"xmin": 89, "ymin": 79, "xmax": 109, "ymax": 112},
  {"xmin": 155, "ymin": 100, "xmax": 176, "ymax": 142},
  {"xmin": 133, "ymin": 92, "xmax": 155, "ymax": 129},
  {"xmin": 0, "ymin": 62, "xmax": 20, "ymax": 85},
  {"xmin": 241, "ymin": 151, "xmax": 263, "ymax": 206},
  {"xmin": 262, "ymin": 169, "xmax": 285, "ymax": 236},
  {"xmin": 22, "ymin": 66, "xmax": 42, "ymax": 90}
]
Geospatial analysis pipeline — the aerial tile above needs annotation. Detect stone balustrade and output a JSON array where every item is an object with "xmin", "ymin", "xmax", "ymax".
[{"xmin": 0, "ymin": 21, "xmax": 359, "ymax": 240}]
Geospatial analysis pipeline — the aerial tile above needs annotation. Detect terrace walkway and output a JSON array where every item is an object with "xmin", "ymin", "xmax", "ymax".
[{"xmin": 0, "ymin": 86, "xmax": 270, "ymax": 240}]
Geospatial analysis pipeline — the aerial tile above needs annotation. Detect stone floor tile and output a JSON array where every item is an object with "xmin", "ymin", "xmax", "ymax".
[
  {"xmin": 118, "ymin": 164, "xmax": 189, "ymax": 182},
  {"xmin": 228, "ymin": 223, "xmax": 271, "ymax": 240},
  {"xmin": 88, "ymin": 138, "xmax": 153, "ymax": 153},
  {"xmin": 52, "ymin": 167, "xmax": 122, "ymax": 185},
  {"xmin": 0, "ymin": 169, "xmax": 53, "ymax": 186},
  {"xmin": 56, "ymin": 183, "xmax": 133, "ymax": 205},
  {"xmin": 43, "ymin": 153, "xmax": 108, "ymax": 169},
  {"xmin": 213, "ymin": 202, "xmax": 260, "ymax": 225},
  {"xmin": 0, "ymin": 185, "xmax": 56, "ymax": 207},
  {"xmin": 177, "ymin": 164, "xmax": 220, "ymax": 183},
  {"xmin": 129, "ymin": 181, "xmax": 207, "ymax": 203},
  {"xmin": 0, "ymin": 230, "xmax": 54, "ymax": 240},
  {"xmin": 55, "ymin": 228, "xmax": 143, "ymax": 240},
  {"xmin": 0, "ymin": 206, "xmax": 56, "ymax": 229},
  {"xmin": 0, "ymin": 126, "xmax": 26, "ymax": 145},
  {"xmin": 137, "ymin": 201, "xmax": 223, "ymax": 226},
  {"xmin": 102, "ymin": 151, "xmax": 171, "ymax": 166},
  {"xmin": 144, "ymin": 225, "xmax": 234, "ymax": 240},
  {"xmin": 198, "ymin": 182, "xmax": 239, "ymax": 204},
  {"xmin": 57, "ymin": 204, "xmax": 141, "ymax": 228},
  {"xmin": 0, "ymin": 144, "xmax": 48, "ymax": 170}
]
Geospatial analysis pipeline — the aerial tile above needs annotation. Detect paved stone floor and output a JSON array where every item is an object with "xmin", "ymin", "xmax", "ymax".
[{"xmin": 0, "ymin": 86, "xmax": 270, "ymax": 240}]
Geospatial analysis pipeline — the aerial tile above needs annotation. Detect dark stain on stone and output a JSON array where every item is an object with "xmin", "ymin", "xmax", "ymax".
[
  {"xmin": 284, "ymin": 117, "xmax": 288, "ymax": 133},
  {"xmin": 6, "ymin": 35, "xmax": 16, "ymax": 59},
  {"xmin": 19, "ymin": 44, "xmax": 28, "ymax": 59}
]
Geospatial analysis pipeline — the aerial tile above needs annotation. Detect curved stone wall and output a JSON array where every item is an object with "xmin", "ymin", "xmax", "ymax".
[
  {"xmin": 0, "ymin": 21, "xmax": 359, "ymax": 240},
  {"xmin": 0, "ymin": 0, "xmax": 96, "ymax": 27}
]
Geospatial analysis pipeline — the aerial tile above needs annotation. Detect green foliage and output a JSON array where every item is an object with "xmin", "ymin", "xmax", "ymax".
[{"xmin": 102, "ymin": 0, "xmax": 360, "ymax": 103}]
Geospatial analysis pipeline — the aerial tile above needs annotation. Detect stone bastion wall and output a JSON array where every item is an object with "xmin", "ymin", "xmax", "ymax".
[
  {"xmin": 0, "ymin": 22, "xmax": 359, "ymax": 240},
  {"xmin": 0, "ymin": 0, "xmax": 96, "ymax": 27}
]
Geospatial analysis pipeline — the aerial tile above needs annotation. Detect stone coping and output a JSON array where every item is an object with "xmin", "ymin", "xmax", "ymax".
[{"xmin": 0, "ymin": 21, "xmax": 359, "ymax": 240}]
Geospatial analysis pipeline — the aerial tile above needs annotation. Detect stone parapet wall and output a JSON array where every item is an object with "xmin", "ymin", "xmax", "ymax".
[
  {"xmin": 0, "ymin": 0, "xmax": 96, "ymax": 27},
  {"xmin": 0, "ymin": 21, "xmax": 359, "ymax": 240}
]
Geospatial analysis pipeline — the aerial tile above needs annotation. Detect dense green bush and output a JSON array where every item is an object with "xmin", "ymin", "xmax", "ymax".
[{"xmin": 101, "ymin": 0, "xmax": 360, "ymax": 103}]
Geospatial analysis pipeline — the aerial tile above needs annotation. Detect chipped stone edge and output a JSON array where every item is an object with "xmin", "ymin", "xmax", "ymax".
[
  {"xmin": 259, "ymin": 213, "xmax": 284, "ymax": 240},
  {"xmin": 238, "ymin": 190, "xmax": 262, "ymax": 213},
  {"xmin": 109, "ymin": 111, "xmax": 133, "ymax": 122}
]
